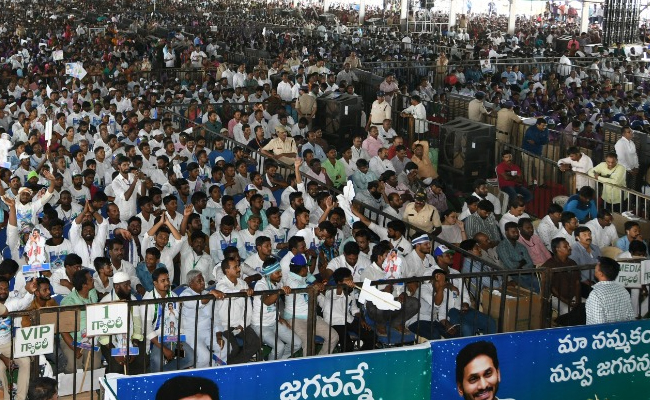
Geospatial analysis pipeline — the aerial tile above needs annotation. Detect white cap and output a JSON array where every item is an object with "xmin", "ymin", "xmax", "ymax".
[{"xmin": 113, "ymin": 271, "xmax": 130, "ymax": 284}]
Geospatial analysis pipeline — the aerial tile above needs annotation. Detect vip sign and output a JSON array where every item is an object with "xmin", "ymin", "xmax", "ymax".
[
  {"xmin": 14, "ymin": 324, "xmax": 55, "ymax": 358},
  {"xmin": 86, "ymin": 303, "xmax": 129, "ymax": 337}
]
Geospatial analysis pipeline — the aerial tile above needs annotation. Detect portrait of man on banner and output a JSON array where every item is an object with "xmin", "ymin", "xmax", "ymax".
[
  {"xmin": 25, "ymin": 228, "xmax": 46, "ymax": 265},
  {"xmin": 456, "ymin": 340, "xmax": 514, "ymax": 400}
]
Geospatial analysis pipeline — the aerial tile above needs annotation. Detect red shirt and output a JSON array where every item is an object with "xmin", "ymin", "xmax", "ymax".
[
  {"xmin": 496, "ymin": 161, "xmax": 525, "ymax": 187},
  {"xmin": 387, "ymin": 145, "xmax": 413, "ymax": 160}
]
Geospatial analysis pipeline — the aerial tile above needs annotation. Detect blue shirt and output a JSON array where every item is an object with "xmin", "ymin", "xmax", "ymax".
[
  {"xmin": 522, "ymin": 125, "xmax": 549, "ymax": 155},
  {"xmin": 208, "ymin": 149, "xmax": 234, "ymax": 166},
  {"xmin": 135, "ymin": 262, "xmax": 167, "ymax": 292},
  {"xmin": 564, "ymin": 194, "xmax": 597, "ymax": 224}
]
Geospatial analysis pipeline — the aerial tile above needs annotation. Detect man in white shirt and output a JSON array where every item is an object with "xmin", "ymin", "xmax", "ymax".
[
  {"xmin": 325, "ymin": 242, "xmax": 371, "ymax": 281},
  {"xmin": 614, "ymin": 126, "xmax": 639, "ymax": 187},
  {"xmin": 68, "ymin": 203, "xmax": 110, "ymax": 269},
  {"xmin": 215, "ymin": 258, "xmax": 261, "ymax": 363},
  {"xmin": 584, "ymin": 210, "xmax": 618, "ymax": 249},
  {"xmin": 112, "ymin": 155, "xmax": 144, "ymax": 221},
  {"xmin": 252, "ymin": 258, "xmax": 302, "ymax": 359},
  {"xmin": 498, "ymin": 198, "xmax": 530, "ymax": 237},
  {"xmin": 536, "ymin": 204, "xmax": 563, "ymax": 250},
  {"xmin": 179, "ymin": 231, "xmax": 214, "ymax": 286},
  {"xmin": 558, "ymin": 146, "xmax": 595, "ymax": 191},
  {"xmin": 0, "ymin": 278, "xmax": 36, "ymax": 400},
  {"xmin": 401, "ymin": 95, "xmax": 428, "ymax": 136},
  {"xmin": 141, "ymin": 268, "xmax": 195, "ymax": 372},
  {"xmin": 369, "ymin": 147, "xmax": 396, "ymax": 177},
  {"xmin": 180, "ymin": 270, "xmax": 228, "ymax": 368}
]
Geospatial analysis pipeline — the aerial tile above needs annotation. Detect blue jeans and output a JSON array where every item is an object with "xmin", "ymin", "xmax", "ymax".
[
  {"xmin": 500, "ymin": 185, "xmax": 533, "ymax": 204},
  {"xmin": 149, "ymin": 341, "xmax": 195, "ymax": 372},
  {"xmin": 408, "ymin": 320, "xmax": 444, "ymax": 340},
  {"xmin": 448, "ymin": 308, "xmax": 497, "ymax": 337}
]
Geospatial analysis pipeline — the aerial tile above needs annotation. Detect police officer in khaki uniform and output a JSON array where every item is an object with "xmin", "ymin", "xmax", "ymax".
[
  {"xmin": 295, "ymin": 86, "xmax": 317, "ymax": 129},
  {"xmin": 366, "ymin": 91, "xmax": 392, "ymax": 131}
]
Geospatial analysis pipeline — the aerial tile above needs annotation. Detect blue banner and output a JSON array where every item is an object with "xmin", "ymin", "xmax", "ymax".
[
  {"xmin": 431, "ymin": 319, "xmax": 650, "ymax": 400},
  {"xmin": 113, "ymin": 343, "xmax": 432, "ymax": 400}
]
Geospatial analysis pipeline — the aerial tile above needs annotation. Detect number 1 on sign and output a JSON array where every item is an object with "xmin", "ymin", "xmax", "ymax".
[{"xmin": 103, "ymin": 305, "xmax": 109, "ymax": 319}]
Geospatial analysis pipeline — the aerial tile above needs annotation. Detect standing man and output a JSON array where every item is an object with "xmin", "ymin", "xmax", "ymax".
[
  {"xmin": 295, "ymin": 87, "xmax": 317, "ymax": 129},
  {"xmin": 586, "ymin": 257, "xmax": 635, "ymax": 324},
  {"xmin": 112, "ymin": 155, "xmax": 145, "ymax": 221},
  {"xmin": 467, "ymin": 91, "xmax": 490, "ymax": 123},
  {"xmin": 401, "ymin": 95, "xmax": 428, "ymax": 140},
  {"xmin": 521, "ymin": 118, "xmax": 549, "ymax": 186},
  {"xmin": 614, "ymin": 126, "xmax": 639, "ymax": 189},
  {"xmin": 366, "ymin": 91, "xmax": 392, "ymax": 131},
  {"xmin": 495, "ymin": 100, "xmax": 521, "ymax": 145},
  {"xmin": 379, "ymin": 73, "xmax": 399, "ymax": 105},
  {"xmin": 558, "ymin": 146, "xmax": 594, "ymax": 192}
]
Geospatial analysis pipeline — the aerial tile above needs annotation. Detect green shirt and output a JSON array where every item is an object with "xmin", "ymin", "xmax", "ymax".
[
  {"xmin": 322, "ymin": 158, "xmax": 348, "ymax": 187},
  {"xmin": 60, "ymin": 288, "xmax": 98, "ymax": 342}
]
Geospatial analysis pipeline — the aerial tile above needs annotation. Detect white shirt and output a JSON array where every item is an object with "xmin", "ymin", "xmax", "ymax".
[
  {"xmin": 140, "ymin": 234, "xmax": 183, "ymax": 283},
  {"xmin": 614, "ymin": 136, "xmax": 639, "ymax": 171},
  {"xmin": 112, "ymin": 173, "xmax": 139, "ymax": 221},
  {"xmin": 584, "ymin": 218, "xmax": 619, "ymax": 249},
  {"xmin": 557, "ymin": 153, "xmax": 594, "ymax": 190},
  {"xmin": 402, "ymin": 103, "xmax": 428, "ymax": 133},
  {"xmin": 69, "ymin": 220, "xmax": 109, "ymax": 268},
  {"xmin": 499, "ymin": 212, "xmax": 530, "ymax": 237},
  {"xmin": 326, "ymin": 254, "xmax": 371, "ymax": 282},
  {"xmin": 215, "ymin": 277, "xmax": 252, "ymax": 328},
  {"xmin": 318, "ymin": 290, "xmax": 360, "ymax": 326},
  {"xmin": 535, "ymin": 214, "xmax": 561, "ymax": 250},
  {"xmin": 179, "ymin": 239, "xmax": 214, "ymax": 286},
  {"xmin": 369, "ymin": 156, "xmax": 396, "ymax": 177}
]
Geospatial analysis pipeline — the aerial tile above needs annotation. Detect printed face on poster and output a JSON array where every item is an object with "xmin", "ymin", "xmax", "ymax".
[{"xmin": 431, "ymin": 319, "xmax": 650, "ymax": 400}]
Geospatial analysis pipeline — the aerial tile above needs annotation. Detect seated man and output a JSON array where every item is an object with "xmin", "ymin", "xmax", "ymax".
[
  {"xmin": 252, "ymin": 258, "xmax": 302, "ymax": 360},
  {"xmin": 434, "ymin": 245, "xmax": 496, "ymax": 337},
  {"xmin": 284, "ymin": 256, "xmax": 339, "ymax": 355},
  {"xmin": 215, "ymin": 258, "xmax": 261, "ymax": 364},
  {"xmin": 541, "ymin": 238, "xmax": 580, "ymax": 316},
  {"xmin": 0, "ymin": 278, "xmax": 37, "ymax": 400},
  {"xmin": 496, "ymin": 222, "xmax": 539, "ymax": 292},
  {"xmin": 60, "ymin": 269, "xmax": 103, "ymax": 374},
  {"xmin": 495, "ymin": 149, "xmax": 533, "ymax": 204},
  {"xmin": 616, "ymin": 221, "xmax": 644, "ymax": 253},
  {"xmin": 359, "ymin": 244, "xmax": 420, "ymax": 336},
  {"xmin": 141, "ymin": 268, "xmax": 195, "ymax": 372},
  {"xmin": 564, "ymin": 186, "xmax": 597, "ymax": 224},
  {"xmin": 180, "ymin": 270, "xmax": 229, "ymax": 368},
  {"xmin": 98, "ymin": 272, "xmax": 146, "ymax": 375},
  {"xmin": 319, "ymin": 268, "xmax": 376, "ymax": 352}
]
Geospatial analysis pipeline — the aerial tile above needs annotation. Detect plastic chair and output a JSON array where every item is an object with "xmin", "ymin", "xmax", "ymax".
[
  {"xmin": 172, "ymin": 284, "xmax": 188, "ymax": 296},
  {"xmin": 601, "ymin": 246, "xmax": 623, "ymax": 259}
]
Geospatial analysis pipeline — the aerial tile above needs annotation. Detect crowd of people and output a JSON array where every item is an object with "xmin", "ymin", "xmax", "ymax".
[{"xmin": 0, "ymin": 1, "xmax": 643, "ymax": 399}]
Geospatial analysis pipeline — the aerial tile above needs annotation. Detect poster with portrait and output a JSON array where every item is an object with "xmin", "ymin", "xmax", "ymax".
[
  {"xmin": 105, "ymin": 343, "xmax": 432, "ymax": 400},
  {"xmin": 431, "ymin": 319, "xmax": 650, "ymax": 400}
]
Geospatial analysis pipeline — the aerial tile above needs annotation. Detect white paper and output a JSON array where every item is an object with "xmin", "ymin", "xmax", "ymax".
[
  {"xmin": 52, "ymin": 50, "xmax": 63, "ymax": 61},
  {"xmin": 45, "ymin": 120, "xmax": 53, "ymax": 144}
]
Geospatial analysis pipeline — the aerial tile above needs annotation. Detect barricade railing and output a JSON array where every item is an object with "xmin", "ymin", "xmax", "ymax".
[
  {"xmin": 7, "ymin": 261, "xmax": 620, "ymax": 394},
  {"xmin": 575, "ymin": 172, "xmax": 650, "ymax": 218}
]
